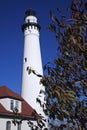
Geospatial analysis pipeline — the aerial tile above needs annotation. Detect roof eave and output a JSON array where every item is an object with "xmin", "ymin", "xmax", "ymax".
[{"xmin": 0, "ymin": 113, "xmax": 38, "ymax": 121}]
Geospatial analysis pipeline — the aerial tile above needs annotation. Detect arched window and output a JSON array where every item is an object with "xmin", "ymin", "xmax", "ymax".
[
  {"xmin": 6, "ymin": 121, "xmax": 11, "ymax": 130},
  {"xmin": 17, "ymin": 123, "xmax": 21, "ymax": 130}
]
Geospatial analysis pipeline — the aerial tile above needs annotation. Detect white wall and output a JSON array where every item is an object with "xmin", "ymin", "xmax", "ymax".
[
  {"xmin": 0, "ymin": 118, "xmax": 7, "ymax": 130},
  {"xmin": 0, "ymin": 118, "xmax": 34, "ymax": 130},
  {"xmin": 0, "ymin": 98, "xmax": 21, "ymax": 113}
]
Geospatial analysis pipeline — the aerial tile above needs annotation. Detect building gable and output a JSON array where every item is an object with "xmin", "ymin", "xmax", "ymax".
[{"xmin": 0, "ymin": 86, "xmax": 40, "ymax": 120}]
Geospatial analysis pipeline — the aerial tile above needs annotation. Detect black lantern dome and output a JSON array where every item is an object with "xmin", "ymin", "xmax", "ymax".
[{"xmin": 25, "ymin": 8, "xmax": 36, "ymax": 17}]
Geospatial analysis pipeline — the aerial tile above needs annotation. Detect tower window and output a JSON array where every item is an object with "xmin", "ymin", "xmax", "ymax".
[
  {"xmin": 6, "ymin": 121, "xmax": 11, "ymax": 130},
  {"xmin": 10, "ymin": 99, "xmax": 14, "ymax": 110},
  {"xmin": 24, "ymin": 58, "xmax": 27, "ymax": 62},
  {"xmin": 28, "ymin": 26, "xmax": 29, "ymax": 29},
  {"xmin": 34, "ymin": 26, "xmax": 36, "ymax": 29},
  {"xmin": 28, "ymin": 19, "xmax": 30, "ymax": 23}
]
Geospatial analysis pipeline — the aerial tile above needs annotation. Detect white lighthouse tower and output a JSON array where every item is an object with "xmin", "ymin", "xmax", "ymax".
[{"xmin": 21, "ymin": 9, "xmax": 45, "ymax": 117}]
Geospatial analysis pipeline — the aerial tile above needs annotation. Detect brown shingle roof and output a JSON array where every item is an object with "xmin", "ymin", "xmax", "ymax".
[
  {"xmin": 0, "ymin": 103, "xmax": 8, "ymax": 114},
  {"xmin": 0, "ymin": 86, "xmax": 40, "ymax": 120},
  {"xmin": 0, "ymin": 86, "xmax": 22, "ymax": 100}
]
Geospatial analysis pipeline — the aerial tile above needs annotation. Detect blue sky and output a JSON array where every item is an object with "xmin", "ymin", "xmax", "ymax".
[{"xmin": 0, "ymin": 0, "xmax": 71, "ymax": 94}]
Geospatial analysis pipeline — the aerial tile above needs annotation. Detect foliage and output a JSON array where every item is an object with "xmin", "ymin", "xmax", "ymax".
[
  {"xmin": 12, "ymin": 107, "xmax": 47, "ymax": 130},
  {"xmin": 38, "ymin": 0, "xmax": 87, "ymax": 129}
]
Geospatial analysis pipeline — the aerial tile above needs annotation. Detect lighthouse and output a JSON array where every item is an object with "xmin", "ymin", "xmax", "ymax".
[{"xmin": 21, "ymin": 8, "xmax": 45, "ymax": 117}]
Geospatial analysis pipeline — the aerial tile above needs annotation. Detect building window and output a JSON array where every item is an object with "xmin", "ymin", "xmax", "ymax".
[
  {"xmin": 6, "ymin": 121, "xmax": 11, "ymax": 130},
  {"xmin": 10, "ymin": 99, "xmax": 14, "ymax": 110},
  {"xmin": 17, "ymin": 123, "xmax": 21, "ymax": 130},
  {"xmin": 15, "ymin": 100, "xmax": 19, "ymax": 110}
]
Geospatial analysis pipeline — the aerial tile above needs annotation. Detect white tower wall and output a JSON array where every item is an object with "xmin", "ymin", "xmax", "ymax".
[{"xmin": 21, "ymin": 9, "xmax": 45, "ymax": 115}]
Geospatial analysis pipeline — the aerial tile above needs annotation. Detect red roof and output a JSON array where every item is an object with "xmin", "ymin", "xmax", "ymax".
[
  {"xmin": 0, "ymin": 86, "xmax": 40, "ymax": 120},
  {"xmin": 0, "ymin": 103, "xmax": 8, "ymax": 114},
  {"xmin": 0, "ymin": 86, "xmax": 22, "ymax": 100}
]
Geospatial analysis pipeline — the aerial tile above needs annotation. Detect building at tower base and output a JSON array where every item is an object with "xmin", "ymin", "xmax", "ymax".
[{"xmin": 0, "ymin": 86, "xmax": 40, "ymax": 130}]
